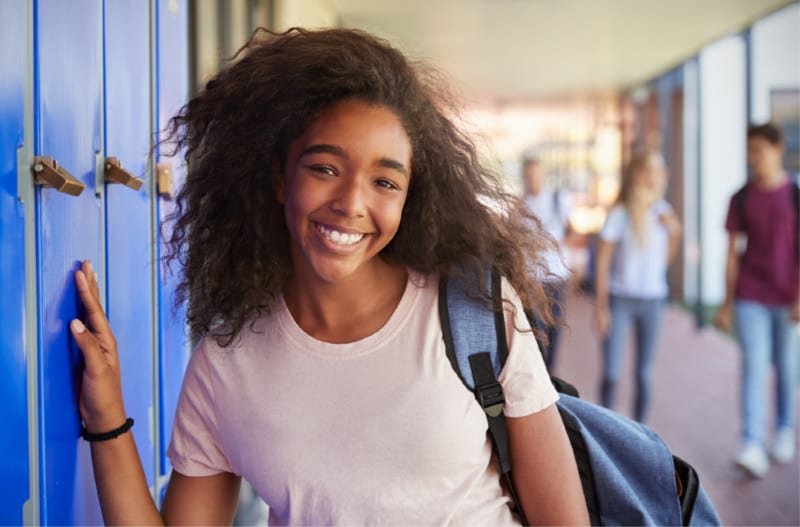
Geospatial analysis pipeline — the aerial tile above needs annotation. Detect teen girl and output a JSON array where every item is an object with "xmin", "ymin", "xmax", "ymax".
[
  {"xmin": 594, "ymin": 151, "xmax": 682, "ymax": 423},
  {"xmin": 70, "ymin": 28, "xmax": 588, "ymax": 525}
]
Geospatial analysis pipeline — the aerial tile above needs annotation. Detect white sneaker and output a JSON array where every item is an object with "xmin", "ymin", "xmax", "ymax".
[
  {"xmin": 735, "ymin": 443, "xmax": 769, "ymax": 478},
  {"xmin": 771, "ymin": 428, "xmax": 796, "ymax": 464}
]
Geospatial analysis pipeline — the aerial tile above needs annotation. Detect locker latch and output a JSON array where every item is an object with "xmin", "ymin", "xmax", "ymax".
[
  {"xmin": 32, "ymin": 156, "xmax": 85, "ymax": 196},
  {"xmin": 104, "ymin": 157, "xmax": 144, "ymax": 191}
]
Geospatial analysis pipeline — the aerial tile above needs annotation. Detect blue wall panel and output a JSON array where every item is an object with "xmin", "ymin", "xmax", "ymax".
[
  {"xmin": 104, "ymin": 0, "xmax": 156, "ymax": 490},
  {"xmin": 156, "ymin": 0, "xmax": 190, "ymax": 483},
  {"xmin": 35, "ymin": 0, "xmax": 103, "ymax": 523},
  {"xmin": 0, "ymin": 0, "xmax": 31, "ymax": 523}
]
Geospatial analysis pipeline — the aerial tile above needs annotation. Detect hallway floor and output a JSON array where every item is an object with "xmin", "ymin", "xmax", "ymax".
[{"xmin": 553, "ymin": 292, "xmax": 800, "ymax": 526}]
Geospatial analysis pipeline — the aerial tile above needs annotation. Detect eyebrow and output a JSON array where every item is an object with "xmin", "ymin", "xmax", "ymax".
[{"xmin": 301, "ymin": 143, "xmax": 408, "ymax": 178}]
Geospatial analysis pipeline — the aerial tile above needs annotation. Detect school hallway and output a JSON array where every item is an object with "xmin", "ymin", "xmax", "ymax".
[{"xmin": 553, "ymin": 291, "xmax": 800, "ymax": 526}]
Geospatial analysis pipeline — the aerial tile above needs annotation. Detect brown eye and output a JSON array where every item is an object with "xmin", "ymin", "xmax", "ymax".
[
  {"xmin": 376, "ymin": 178, "xmax": 398, "ymax": 190},
  {"xmin": 309, "ymin": 165, "xmax": 336, "ymax": 176}
]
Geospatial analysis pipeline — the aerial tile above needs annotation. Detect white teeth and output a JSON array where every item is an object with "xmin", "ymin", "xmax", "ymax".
[{"xmin": 317, "ymin": 224, "xmax": 365, "ymax": 246}]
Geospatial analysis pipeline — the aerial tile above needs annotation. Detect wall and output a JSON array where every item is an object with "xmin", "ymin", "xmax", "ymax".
[
  {"xmin": 698, "ymin": 35, "xmax": 748, "ymax": 305},
  {"xmin": 682, "ymin": 59, "xmax": 701, "ymax": 303},
  {"xmin": 750, "ymin": 3, "xmax": 800, "ymax": 123},
  {"xmin": 274, "ymin": 0, "xmax": 338, "ymax": 30}
]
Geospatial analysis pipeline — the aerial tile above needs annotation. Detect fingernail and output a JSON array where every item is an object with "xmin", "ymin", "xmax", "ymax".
[
  {"xmin": 86, "ymin": 260, "xmax": 93, "ymax": 273},
  {"xmin": 71, "ymin": 319, "xmax": 86, "ymax": 334},
  {"xmin": 93, "ymin": 271, "xmax": 99, "ymax": 283}
]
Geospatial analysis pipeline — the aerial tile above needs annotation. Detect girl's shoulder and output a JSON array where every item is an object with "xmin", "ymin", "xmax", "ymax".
[{"xmin": 604, "ymin": 204, "xmax": 628, "ymax": 227}]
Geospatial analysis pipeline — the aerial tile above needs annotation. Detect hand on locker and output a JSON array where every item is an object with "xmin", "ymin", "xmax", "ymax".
[{"xmin": 70, "ymin": 260, "xmax": 128, "ymax": 435}]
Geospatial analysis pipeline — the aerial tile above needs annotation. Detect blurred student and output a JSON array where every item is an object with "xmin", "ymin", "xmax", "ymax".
[
  {"xmin": 522, "ymin": 157, "xmax": 573, "ymax": 370},
  {"xmin": 714, "ymin": 123, "xmax": 799, "ymax": 478},
  {"xmin": 594, "ymin": 151, "xmax": 682, "ymax": 423}
]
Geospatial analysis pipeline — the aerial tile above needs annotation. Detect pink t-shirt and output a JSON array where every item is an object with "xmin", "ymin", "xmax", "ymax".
[{"xmin": 167, "ymin": 272, "xmax": 558, "ymax": 526}]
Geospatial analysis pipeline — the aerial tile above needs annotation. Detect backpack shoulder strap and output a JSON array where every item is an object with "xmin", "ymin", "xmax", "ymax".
[
  {"xmin": 439, "ymin": 268, "xmax": 507, "ymax": 390},
  {"xmin": 733, "ymin": 184, "xmax": 749, "ymax": 232},
  {"xmin": 438, "ymin": 268, "xmax": 527, "ymax": 525}
]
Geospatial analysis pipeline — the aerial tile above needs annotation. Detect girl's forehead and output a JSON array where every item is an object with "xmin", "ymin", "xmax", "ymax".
[{"xmin": 305, "ymin": 102, "xmax": 407, "ymax": 138}]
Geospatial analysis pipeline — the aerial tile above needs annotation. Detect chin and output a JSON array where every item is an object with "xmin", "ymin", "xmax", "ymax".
[{"xmin": 312, "ymin": 261, "xmax": 362, "ymax": 283}]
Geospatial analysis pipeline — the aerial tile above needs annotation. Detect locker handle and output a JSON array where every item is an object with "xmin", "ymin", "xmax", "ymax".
[
  {"xmin": 157, "ymin": 162, "xmax": 174, "ymax": 199},
  {"xmin": 105, "ymin": 157, "xmax": 144, "ymax": 191},
  {"xmin": 32, "ymin": 156, "xmax": 85, "ymax": 196}
]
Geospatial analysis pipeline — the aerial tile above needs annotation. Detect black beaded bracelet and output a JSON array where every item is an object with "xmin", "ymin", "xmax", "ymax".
[{"xmin": 81, "ymin": 417, "xmax": 134, "ymax": 442}]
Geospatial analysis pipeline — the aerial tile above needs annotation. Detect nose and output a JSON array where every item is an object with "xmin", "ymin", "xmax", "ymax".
[{"xmin": 330, "ymin": 177, "xmax": 367, "ymax": 218}]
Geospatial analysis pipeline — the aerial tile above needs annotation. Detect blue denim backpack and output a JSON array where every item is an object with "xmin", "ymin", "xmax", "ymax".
[{"xmin": 439, "ymin": 269, "xmax": 721, "ymax": 526}]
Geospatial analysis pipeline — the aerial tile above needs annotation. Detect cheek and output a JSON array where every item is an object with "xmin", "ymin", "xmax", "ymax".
[
  {"xmin": 379, "ymin": 196, "xmax": 408, "ymax": 236},
  {"xmin": 768, "ymin": 150, "xmax": 782, "ymax": 164},
  {"xmin": 284, "ymin": 177, "xmax": 320, "ymax": 216},
  {"xmin": 281, "ymin": 183, "xmax": 316, "ymax": 240}
]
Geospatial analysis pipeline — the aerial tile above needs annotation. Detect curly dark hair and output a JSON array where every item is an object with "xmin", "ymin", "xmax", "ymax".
[{"xmin": 163, "ymin": 27, "xmax": 562, "ymax": 346}]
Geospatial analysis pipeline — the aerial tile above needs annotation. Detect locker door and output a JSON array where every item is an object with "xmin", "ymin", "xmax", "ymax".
[
  {"xmin": 104, "ymin": 1, "xmax": 156, "ymax": 490},
  {"xmin": 35, "ymin": 0, "xmax": 104, "ymax": 524},
  {"xmin": 0, "ymin": 0, "xmax": 31, "ymax": 524},
  {"xmin": 155, "ymin": 0, "xmax": 190, "ymax": 495}
]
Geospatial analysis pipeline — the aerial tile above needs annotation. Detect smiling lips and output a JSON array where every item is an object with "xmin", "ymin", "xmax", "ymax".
[{"xmin": 315, "ymin": 222, "xmax": 367, "ymax": 246}]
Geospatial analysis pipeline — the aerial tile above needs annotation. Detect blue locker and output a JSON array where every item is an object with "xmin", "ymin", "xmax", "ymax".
[
  {"xmin": 104, "ymin": 1, "xmax": 156, "ymax": 490},
  {"xmin": 0, "ymin": 0, "xmax": 31, "ymax": 524},
  {"xmin": 156, "ymin": 0, "xmax": 190, "ymax": 490},
  {"xmin": 35, "ymin": 0, "xmax": 104, "ymax": 524}
]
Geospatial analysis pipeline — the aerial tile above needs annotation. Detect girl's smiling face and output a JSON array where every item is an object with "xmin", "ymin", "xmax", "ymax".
[{"xmin": 277, "ymin": 99, "xmax": 412, "ymax": 285}]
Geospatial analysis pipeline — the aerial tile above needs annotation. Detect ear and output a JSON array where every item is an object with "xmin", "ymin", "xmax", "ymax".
[{"xmin": 272, "ymin": 159, "xmax": 285, "ymax": 204}]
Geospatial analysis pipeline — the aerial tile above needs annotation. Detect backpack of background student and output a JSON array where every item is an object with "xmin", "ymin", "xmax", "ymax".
[{"xmin": 438, "ymin": 268, "xmax": 721, "ymax": 526}]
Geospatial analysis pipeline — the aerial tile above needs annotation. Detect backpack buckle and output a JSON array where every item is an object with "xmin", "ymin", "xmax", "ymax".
[{"xmin": 477, "ymin": 382, "xmax": 505, "ymax": 417}]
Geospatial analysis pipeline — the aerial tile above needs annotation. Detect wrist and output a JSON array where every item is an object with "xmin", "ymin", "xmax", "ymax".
[
  {"xmin": 82, "ymin": 407, "xmax": 128, "ymax": 435},
  {"xmin": 82, "ymin": 417, "xmax": 134, "ymax": 442}
]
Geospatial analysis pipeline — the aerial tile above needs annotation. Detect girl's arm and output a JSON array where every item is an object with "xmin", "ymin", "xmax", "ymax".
[
  {"xmin": 713, "ymin": 234, "xmax": 739, "ymax": 331},
  {"xmin": 71, "ymin": 261, "xmax": 241, "ymax": 525},
  {"xmin": 659, "ymin": 210, "xmax": 683, "ymax": 264},
  {"xmin": 508, "ymin": 405, "xmax": 589, "ymax": 526},
  {"xmin": 162, "ymin": 472, "xmax": 241, "ymax": 525}
]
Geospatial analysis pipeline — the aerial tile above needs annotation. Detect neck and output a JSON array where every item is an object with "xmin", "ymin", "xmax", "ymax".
[
  {"xmin": 284, "ymin": 259, "xmax": 408, "ymax": 343},
  {"xmin": 753, "ymin": 167, "xmax": 786, "ymax": 189}
]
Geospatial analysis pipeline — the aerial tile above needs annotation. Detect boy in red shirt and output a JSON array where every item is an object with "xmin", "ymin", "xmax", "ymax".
[{"xmin": 715, "ymin": 123, "xmax": 800, "ymax": 477}]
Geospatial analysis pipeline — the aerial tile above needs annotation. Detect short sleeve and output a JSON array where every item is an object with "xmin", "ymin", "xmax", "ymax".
[
  {"xmin": 497, "ymin": 279, "xmax": 559, "ymax": 418},
  {"xmin": 600, "ymin": 205, "xmax": 626, "ymax": 242},
  {"xmin": 724, "ymin": 193, "xmax": 741, "ymax": 233},
  {"xmin": 166, "ymin": 339, "xmax": 234, "ymax": 476}
]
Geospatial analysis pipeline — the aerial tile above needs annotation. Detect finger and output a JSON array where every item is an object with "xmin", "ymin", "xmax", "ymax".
[
  {"xmin": 82, "ymin": 260, "xmax": 102, "ymax": 302},
  {"xmin": 75, "ymin": 267, "xmax": 113, "ymax": 342},
  {"xmin": 70, "ymin": 319, "xmax": 108, "ymax": 373}
]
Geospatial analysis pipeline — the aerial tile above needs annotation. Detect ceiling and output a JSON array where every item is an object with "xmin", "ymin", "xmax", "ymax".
[{"xmin": 329, "ymin": 0, "xmax": 796, "ymax": 102}]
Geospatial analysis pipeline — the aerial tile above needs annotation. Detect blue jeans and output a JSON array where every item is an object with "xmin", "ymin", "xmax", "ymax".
[
  {"xmin": 734, "ymin": 300, "xmax": 799, "ymax": 445},
  {"xmin": 601, "ymin": 295, "xmax": 665, "ymax": 422}
]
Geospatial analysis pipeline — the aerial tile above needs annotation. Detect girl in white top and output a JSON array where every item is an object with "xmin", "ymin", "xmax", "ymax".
[
  {"xmin": 69, "ymin": 28, "xmax": 588, "ymax": 525},
  {"xmin": 594, "ymin": 151, "xmax": 682, "ymax": 422}
]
